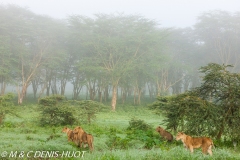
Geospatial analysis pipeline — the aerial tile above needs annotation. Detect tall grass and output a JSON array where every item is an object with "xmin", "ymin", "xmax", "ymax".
[{"xmin": 0, "ymin": 104, "xmax": 240, "ymax": 159}]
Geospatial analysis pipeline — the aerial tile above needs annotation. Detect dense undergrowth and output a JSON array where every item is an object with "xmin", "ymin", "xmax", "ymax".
[{"xmin": 0, "ymin": 103, "xmax": 240, "ymax": 159}]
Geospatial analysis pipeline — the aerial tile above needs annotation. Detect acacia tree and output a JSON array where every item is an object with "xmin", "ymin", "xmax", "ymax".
[
  {"xmin": 1, "ymin": 5, "xmax": 67, "ymax": 104},
  {"xmin": 0, "ymin": 36, "xmax": 12, "ymax": 95},
  {"xmin": 197, "ymin": 63, "xmax": 240, "ymax": 139},
  {"xmin": 195, "ymin": 11, "xmax": 240, "ymax": 71},
  {"xmin": 68, "ymin": 14, "xmax": 160, "ymax": 111},
  {"xmin": 150, "ymin": 63, "xmax": 240, "ymax": 140},
  {"xmin": 92, "ymin": 14, "xmax": 160, "ymax": 110},
  {"xmin": 0, "ymin": 5, "xmax": 25, "ymax": 96}
]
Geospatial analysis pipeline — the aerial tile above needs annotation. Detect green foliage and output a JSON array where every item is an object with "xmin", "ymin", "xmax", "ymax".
[
  {"xmin": 105, "ymin": 119, "xmax": 159, "ymax": 150},
  {"xmin": 46, "ymin": 128, "xmax": 61, "ymax": 141},
  {"xmin": 150, "ymin": 92, "xmax": 220, "ymax": 136},
  {"xmin": 39, "ymin": 95, "xmax": 66, "ymax": 106},
  {"xmin": 105, "ymin": 126, "xmax": 131, "ymax": 150},
  {"xmin": 150, "ymin": 63, "xmax": 240, "ymax": 140},
  {"xmin": 127, "ymin": 118, "xmax": 152, "ymax": 131},
  {"xmin": 0, "ymin": 93, "xmax": 15, "ymax": 124},
  {"xmin": 198, "ymin": 63, "xmax": 240, "ymax": 139},
  {"xmin": 126, "ymin": 118, "xmax": 158, "ymax": 149},
  {"xmin": 38, "ymin": 95, "xmax": 75, "ymax": 126},
  {"xmin": 1, "ymin": 103, "xmax": 240, "ymax": 159},
  {"xmin": 72, "ymin": 100, "xmax": 109, "ymax": 124}
]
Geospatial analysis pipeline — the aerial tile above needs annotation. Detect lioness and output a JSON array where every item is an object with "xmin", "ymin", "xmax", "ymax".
[
  {"xmin": 82, "ymin": 132, "xmax": 94, "ymax": 151},
  {"xmin": 156, "ymin": 126, "xmax": 173, "ymax": 141},
  {"xmin": 73, "ymin": 126, "xmax": 85, "ymax": 147},
  {"xmin": 62, "ymin": 127, "xmax": 74, "ymax": 142},
  {"xmin": 176, "ymin": 132, "xmax": 213, "ymax": 155}
]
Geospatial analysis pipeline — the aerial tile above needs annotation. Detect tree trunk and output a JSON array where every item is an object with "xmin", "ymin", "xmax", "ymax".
[
  {"xmin": 103, "ymin": 86, "xmax": 109, "ymax": 102},
  {"xmin": 0, "ymin": 81, "xmax": 6, "ymax": 95},
  {"xmin": 17, "ymin": 84, "xmax": 28, "ymax": 105},
  {"xmin": 137, "ymin": 88, "xmax": 142, "ymax": 105},
  {"xmin": 60, "ymin": 79, "xmax": 67, "ymax": 95},
  {"xmin": 38, "ymin": 82, "xmax": 47, "ymax": 102},
  {"xmin": 216, "ymin": 123, "xmax": 224, "ymax": 139},
  {"xmin": 31, "ymin": 79, "xmax": 39, "ymax": 99},
  {"xmin": 134, "ymin": 87, "xmax": 137, "ymax": 105},
  {"xmin": 111, "ymin": 83, "xmax": 118, "ymax": 111},
  {"xmin": 121, "ymin": 88, "xmax": 126, "ymax": 104}
]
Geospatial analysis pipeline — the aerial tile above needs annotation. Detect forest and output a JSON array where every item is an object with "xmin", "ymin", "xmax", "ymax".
[
  {"xmin": 0, "ymin": 5, "xmax": 240, "ymax": 111},
  {"xmin": 1, "ymin": 4, "xmax": 240, "ymax": 159}
]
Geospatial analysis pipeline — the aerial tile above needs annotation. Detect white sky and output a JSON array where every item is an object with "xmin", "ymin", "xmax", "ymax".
[{"xmin": 0, "ymin": 0, "xmax": 240, "ymax": 28}]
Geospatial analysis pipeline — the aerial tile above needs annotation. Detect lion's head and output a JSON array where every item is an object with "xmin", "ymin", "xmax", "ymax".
[
  {"xmin": 176, "ymin": 132, "xmax": 185, "ymax": 141},
  {"xmin": 73, "ymin": 126, "xmax": 84, "ymax": 134},
  {"xmin": 156, "ymin": 126, "xmax": 164, "ymax": 133},
  {"xmin": 62, "ymin": 127, "xmax": 69, "ymax": 133}
]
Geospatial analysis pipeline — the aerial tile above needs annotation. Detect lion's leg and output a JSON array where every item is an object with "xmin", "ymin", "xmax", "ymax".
[
  {"xmin": 89, "ymin": 142, "xmax": 93, "ymax": 151},
  {"xmin": 189, "ymin": 146, "xmax": 194, "ymax": 153},
  {"xmin": 207, "ymin": 146, "xmax": 212, "ymax": 156},
  {"xmin": 183, "ymin": 143, "xmax": 188, "ymax": 150},
  {"xmin": 202, "ymin": 147, "xmax": 207, "ymax": 154},
  {"xmin": 80, "ymin": 141, "xmax": 83, "ymax": 148}
]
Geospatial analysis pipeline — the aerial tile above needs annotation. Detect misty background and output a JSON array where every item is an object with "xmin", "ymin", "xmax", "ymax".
[
  {"xmin": 1, "ymin": 0, "xmax": 240, "ymax": 28},
  {"xmin": 0, "ymin": 1, "xmax": 240, "ymax": 105}
]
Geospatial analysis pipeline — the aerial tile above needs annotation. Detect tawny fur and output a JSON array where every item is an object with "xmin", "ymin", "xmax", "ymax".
[
  {"xmin": 176, "ymin": 132, "xmax": 214, "ymax": 155},
  {"xmin": 156, "ymin": 126, "xmax": 173, "ymax": 141},
  {"xmin": 62, "ymin": 127, "xmax": 74, "ymax": 142},
  {"xmin": 72, "ymin": 126, "xmax": 86, "ymax": 148},
  {"xmin": 82, "ymin": 132, "xmax": 94, "ymax": 151}
]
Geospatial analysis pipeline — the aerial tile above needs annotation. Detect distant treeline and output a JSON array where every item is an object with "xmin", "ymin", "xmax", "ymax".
[{"xmin": 0, "ymin": 5, "xmax": 240, "ymax": 110}]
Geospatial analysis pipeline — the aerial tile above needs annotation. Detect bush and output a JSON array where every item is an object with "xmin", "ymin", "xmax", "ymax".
[
  {"xmin": 72, "ymin": 100, "xmax": 108, "ymax": 124},
  {"xmin": 127, "ymin": 118, "xmax": 152, "ymax": 131},
  {"xmin": 105, "ymin": 126, "xmax": 131, "ymax": 150},
  {"xmin": 126, "ymin": 118, "xmax": 158, "ymax": 149},
  {"xmin": 0, "ymin": 93, "xmax": 15, "ymax": 125},
  {"xmin": 38, "ymin": 95, "xmax": 75, "ymax": 126}
]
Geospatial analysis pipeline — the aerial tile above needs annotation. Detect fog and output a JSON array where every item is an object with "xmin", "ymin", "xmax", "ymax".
[
  {"xmin": 1, "ymin": 0, "xmax": 240, "ymax": 27},
  {"xmin": 0, "ymin": 1, "xmax": 240, "ymax": 105}
]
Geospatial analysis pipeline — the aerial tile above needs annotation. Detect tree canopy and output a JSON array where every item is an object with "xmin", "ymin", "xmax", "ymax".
[
  {"xmin": 150, "ymin": 63, "xmax": 240, "ymax": 140},
  {"xmin": 1, "ymin": 5, "xmax": 240, "ymax": 112}
]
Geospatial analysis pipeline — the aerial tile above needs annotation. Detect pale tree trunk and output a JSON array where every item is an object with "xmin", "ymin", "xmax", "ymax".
[
  {"xmin": 121, "ymin": 87, "xmax": 127, "ymax": 104},
  {"xmin": 133, "ymin": 81, "xmax": 143, "ymax": 105},
  {"xmin": 38, "ymin": 82, "xmax": 47, "ymax": 102},
  {"xmin": 137, "ymin": 88, "xmax": 142, "ymax": 105},
  {"xmin": 17, "ymin": 83, "xmax": 28, "ymax": 105},
  {"xmin": 111, "ymin": 80, "xmax": 119, "ymax": 111},
  {"xmin": 156, "ymin": 69, "xmax": 184, "ymax": 96},
  {"xmin": 134, "ymin": 86, "xmax": 137, "ymax": 105},
  {"xmin": 72, "ymin": 72, "xmax": 83, "ymax": 100},
  {"xmin": 103, "ymin": 86, "xmax": 109, "ymax": 102},
  {"xmin": 0, "ymin": 81, "xmax": 6, "ymax": 95},
  {"xmin": 147, "ymin": 82, "xmax": 154, "ymax": 99}
]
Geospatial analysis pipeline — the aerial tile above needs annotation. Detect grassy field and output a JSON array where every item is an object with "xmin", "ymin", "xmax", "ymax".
[{"xmin": 0, "ymin": 104, "xmax": 240, "ymax": 160}]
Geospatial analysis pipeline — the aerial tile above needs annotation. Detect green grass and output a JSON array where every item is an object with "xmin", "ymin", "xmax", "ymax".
[{"xmin": 0, "ymin": 104, "xmax": 240, "ymax": 159}]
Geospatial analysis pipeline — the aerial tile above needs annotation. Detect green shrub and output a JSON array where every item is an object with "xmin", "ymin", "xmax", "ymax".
[
  {"xmin": 0, "ymin": 93, "xmax": 15, "ymax": 125},
  {"xmin": 126, "ymin": 118, "xmax": 158, "ymax": 149},
  {"xmin": 72, "ymin": 100, "xmax": 109, "ymax": 124},
  {"xmin": 127, "ymin": 118, "xmax": 152, "ymax": 131},
  {"xmin": 2, "ymin": 121, "xmax": 16, "ymax": 128},
  {"xmin": 38, "ymin": 95, "xmax": 76, "ymax": 126},
  {"xmin": 105, "ymin": 126, "xmax": 131, "ymax": 150}
]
